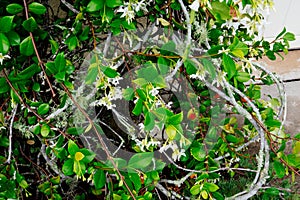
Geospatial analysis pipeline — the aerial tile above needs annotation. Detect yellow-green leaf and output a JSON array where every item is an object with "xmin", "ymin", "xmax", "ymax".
[{"xmin": 74, "ymin": 152, "xmax": 85, "ymax": 161}]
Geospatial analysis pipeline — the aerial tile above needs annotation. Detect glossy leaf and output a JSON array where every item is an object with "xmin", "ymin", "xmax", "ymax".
[
  {"xmin": 20, "ymin": 36, "xmax": 34, "ymax": 56},
  {"xmin": 37, "ymin": 103, "xmax": 50, "ymax": 115},
  {"xmin": 273, "ymin": 160, "xmax": 285, "ymax": 178},
  {"xmin": 0, "ymin": 16, "xmax": 14, "ymax": 33},
  {"xmin": 22, "ymin": 17, "xmax": 38, "ymax": 32},
  {"xmin": 129, "ymin": 172, "xmax": 141, "ymax": 191},
  {"xmin": 106, "ymin": 0, "xmax": 123, "ymax": 8},
  {"xmin": 222, "ymin": 54, "xmax": 236, "ymax": 79},
  {"xmin": 204, "ymin": 182, "xmax": 219, "ymax": 192},
  {"xmin": 65, "ymin": 35, "xmax": 78, "ymax": 51},
  {"xmin": 0, "ymin": 33, "xmax": 10, "ymax": 54},
  {"xmin": 6, "ymin": 3, "xmax": 24, "ymax": 14},
  {"xmin": 191, "ymin": 143, "xmax": 206, "ymax": 161},
  {"xmin": 165, "ymin": 125, "xmax": 177, "ymax": 140},
  {"xmin": 28, "ymin": 2, "xmax": 47, "ymax": 15},
  {"xmin": 85, "ymin": 63, "xmax": 98, "ymax": 84},
  {"xmin": 55, "ymin": 52, "xmax": 66, "ymax": 72},
  {"xmin": 144, "ymin": 111, "xmax": 155, "ymax": 131},
  {"xmin": 190, "ymin": 184, "xmax": 201, "ymax": 195},
  {"xmin": 168, "ymin": 112, "xmax": 183, "ymax": 125},
  {"xmin": 68, "ymin": 140, "xmax": 79, "ymax": 156},
  {"xmin": 41, "ymin": 124, "xmax": 50, "ymax": 137},
  {"xmin": 87, "ymin": 0, "xmax": 104, "ymax": 12},
  {"xmin": 7, "ymin": 31, "xmax": 20, "ymax": 46},
  {"xmin": 94, "ymin": 169, "xmax": 106, "ymax": 189},
  {"xmin": 128, "ymin": 152, "xmax": 154, "ymax": 169},
  {"xmin": 62, "ymin": 159, "xmax": 74, "ymax": 176}
]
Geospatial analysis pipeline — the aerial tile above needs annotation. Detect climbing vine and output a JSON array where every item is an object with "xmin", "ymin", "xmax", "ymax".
[{"xmin": 0, "ymin": 0, "xmax": 299, "ymax": 199}]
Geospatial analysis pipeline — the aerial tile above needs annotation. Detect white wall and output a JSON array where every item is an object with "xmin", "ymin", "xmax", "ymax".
[{"xmin": 264, "ymin": 0, "xmax": 300, "ymax": 49}]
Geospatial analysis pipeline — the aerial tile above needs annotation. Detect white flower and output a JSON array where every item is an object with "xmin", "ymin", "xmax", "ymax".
[
  {"xmin": 108, "ymin": 87, "xmax": 123, "ymax": 100},
  {"xmin": 118, "ymin": 6, "xmax": 135, "ymax": 24},
  {"xmin": 189, "ymin": 0, "xmax": 200, "ymax": 11},
  {"xmin": 108, "ymin": 76, "xmax": 123, "ymax": 85},
  {"xmin": 172, "ymin": 148, "xmax": 186, "ymax": 161},
  {"xmin": 149, "ymin": 88, "xmax": 159, "ymax": 96},
  {"xmin": 0, "ymin": 53, "xmax": 10, "ymax": 65}
]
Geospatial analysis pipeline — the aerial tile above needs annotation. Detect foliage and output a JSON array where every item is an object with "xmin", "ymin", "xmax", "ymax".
[{"xmin": 0, "ymin": 0, "xmax": 299, "ymax": 199}]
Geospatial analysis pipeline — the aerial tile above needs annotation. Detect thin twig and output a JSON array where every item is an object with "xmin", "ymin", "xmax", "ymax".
[
  {"xmin": 61, "ymin": 0, "xmax": 79, "ymax": 14},
  {"xmin": 5, "ymin": 104, "xmax": 18, "ymax": 164},
  {"xmin": 23, "ymin": 0, "xmax": 56, "ymax": 97}
]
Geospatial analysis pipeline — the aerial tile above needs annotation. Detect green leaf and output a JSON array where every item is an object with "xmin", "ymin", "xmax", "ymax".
[
  {"xmin": 129, "ymin": 172, "xmax": 141, "ymax": 191},
  {"xmin": 235, "ymin": 72, "xmax": 250, "ymax": 82},
  {"xmin": 273, "ymin": 160, "xmax": 285, "ymax": 178},
  {"xmin": 275, "ymin": 27, "xmax": 286, "ymax": 40},
  {"xmin": 132, "ymin": 99, "xmax": 143, "ymax": 116},
  {"xmin": 209, "ymin": 1, "xmax": 231, "ymax": 21},
  {"xmin": 65, "ymin": 35, "xmax": 78, "ymax": 51},
  {"xmin": 49, "ymin": 40, "xmax": 59, "ymax": 54},
  {"xmin": 222, "ymin": 54, "xmax": 236, "ymax": 79},
  {"xmin": 191, "ymin": 143, "xmax": 206, "ymax": 161},
  {"xmin": 94, "ymin": 169, "xmax": 106, "ymax": 189},
  {"xmin": 6, "ymin": 3, "xmax": 24, "ymax": 14},
  {"xmin": 79, "ymin": 26, "xmax": 90, "ymax": 41},
  {"xmin": 144, "ymin": 112, "xmax": 155, "ymax": 131},
  {"xmin": 123, "ymin": 88, "xmax": 134, "ymax": 100},
  {"xmin": 136, "ymin": 88, "xmax": 147, "ymax": 100},
  {"xmin": 168, "ymin": 112, "xmax": 183, "ymax": 125},
  {"xmin": 283, "ymin": 32, "xmax": 295, "ymax": 41},
  {"xmin": 128, "ymin": 152, "xmax": 154, "ymax": 169},
  {"xmin": 153, "ymin": 75, "xmax": 166, "ymax": 88},
  {"xmin": 20, "ymin": 36, "xmax": 34, "ymax": 56},
  {"xmin": 55, "ymin": 52, "xmax": 66, "ymax": 72},
  {"xmin": 17, "ymin": 64, "xmax": 40, "ymax": 80},
  {"xmin": 266, "ymin": 50, "xmax": 276, "ymax": 61},
  {"xmin": 157, "ymin": 57, "xmax": 169, "ymax": 75},
  {"xmin": 22, "ymin": 17, "xmax": 38, "ymax": 32},
  {"xmin": 106, "ymin": 0, "xmax": 123, "ymax": 8},
  {"xmin": 226, "ymin": 134, "xmax": 239, "ymax": 143},
  {"xmin": 265, "ymin": 187, "xmax": 280, "ymax": 196},
  {"xmin": 0, "ymin": 16, "xmax": 14, "ymax": 33},
  {"xmin": 106, "ymin": 158, "xmax": 127, "ymax": 169},
  {"xmin": 7, "ymin": 31, "xmax": 20, "ymax": 46},
  {"xmin": 87, "ymin": 0, "xmax": 104, "ymax": 12},
  {"xmin": 165, "ymin": 125, "xmax": 177, "ymax": 140},
  {"xmin": 28, "ymin": 2, "xmax": 47, "ymax": 15},
  {"xmin": 62, "ymin": 159, "xmax": 74, "ymax": 176},
  {"xmin": 184, "ymin": 59, "xmax": 197, "ymax": 75},
  {"xmin": 50, "ymin": 176, "xmax": 60, "ymax": 185},
  {"xmin": 37, "ymin": 103, "xmax": 50, "ymax": 115},
  {"xmin": 0, "ymin": 33, "xmax": 10, "ymax": 54},
  {"xmin": 137, "ymin": 64, "xmax": 159, "ymax": 82},
  {"xmin": 190, "ymin": 184, "xmax": 201, "ymax": 195},
  {"xmin": 229, "ymin": 37, "xmax": 248, "ymax": 58},
  {"xmin": 85, "ymin": 63, "xmax": 98, "ymax": 84},
  {"xmin": 80, "ymin": 148, "xmax": 96, "ymax": 163},
  {"xmin": 101, "ymin": 66, "xmax": 118, "ymax": 78},
  {"xmin": 68, "ymin": 140, "xmax": 79, "ymax": 156},
  {"xmin": 160, "ymin": 41, "xmax": 176, "ymax": 55},
  {"xmin": 41, "ymin": 124, "xmax": 50, "ymax": 137},
  {"xmin": 67, "ymin": 127, "xmax": 85, "ymax": 135},
  {"xmin": 202, "ymin": 59, "xmax": 216, "ymax": 79},
  {"xmin": 0, "ymin": 78, "xmax": 9, "ymax": 93},
  {"xmin": 204, "ymin": 182, "xmax": 219, "ymax": 192},
  {"xmin": 265, "ymin": 119, "xmax": 281, "ymax": 128},
  {"xmin": 19, "ymin": 180, "xmax": 29, "ymax": 189}
]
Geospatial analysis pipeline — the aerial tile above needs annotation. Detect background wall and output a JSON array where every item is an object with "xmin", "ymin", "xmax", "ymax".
[{"xmin": 264, "ymin": 0, "xmax": 300, "ymax": 49}]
